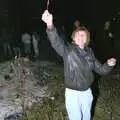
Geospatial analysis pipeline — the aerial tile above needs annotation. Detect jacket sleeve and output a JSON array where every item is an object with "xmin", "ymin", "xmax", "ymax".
[
  {"xmin": 46, "ymin": 26, "xmax": 68, "ymax": 57},
  {"xmin": 90, "ymin": 49, "xmax": 113, "ymax": 75}
]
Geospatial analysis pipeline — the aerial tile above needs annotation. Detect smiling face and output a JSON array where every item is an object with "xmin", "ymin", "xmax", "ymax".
[
  {"xmin": 73, "ymin": 30, "xmax": 87, "ymax": 49},
  {"xmin": 71, "ymin": 26, "xmax": 90, "ymax": 49}
]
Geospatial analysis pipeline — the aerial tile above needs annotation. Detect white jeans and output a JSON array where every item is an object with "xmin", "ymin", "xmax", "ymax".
[{"xmin": 65, "ymin": 88, "xmax": 93, "ymax": 120}]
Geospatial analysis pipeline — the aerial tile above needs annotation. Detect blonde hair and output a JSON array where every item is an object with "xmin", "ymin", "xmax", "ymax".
[{"xmin": 71, "ymin": 26, "xmax": 91, "ymax": 46}]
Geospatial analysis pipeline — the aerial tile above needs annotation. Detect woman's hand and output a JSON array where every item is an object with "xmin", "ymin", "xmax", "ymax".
[
  {"xmin": 107, "ymin": 58, "xmax": 116, "ymax": 66},
  {"xmin": 41, "ymin": 10, "xmax": 53, "ymax": 28}
]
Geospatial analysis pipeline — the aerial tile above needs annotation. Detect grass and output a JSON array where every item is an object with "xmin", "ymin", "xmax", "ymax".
[{"xmin": 22, "ymin": 64, "xmax": 120, "ymax": 120}]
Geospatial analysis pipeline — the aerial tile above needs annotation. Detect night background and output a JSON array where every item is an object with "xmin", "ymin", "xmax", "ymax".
[
  {"xmin": 0, "ymin": 0, "xmax": 120, "ymax": 61},
  {"xmin": 0, "ymin": 0, "xmax": 120, "ymax": 120}
]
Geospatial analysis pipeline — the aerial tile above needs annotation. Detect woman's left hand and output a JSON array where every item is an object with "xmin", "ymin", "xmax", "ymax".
[{"xmin": 107, "ymin": 58, "xmax": 116, "ymax": 66}]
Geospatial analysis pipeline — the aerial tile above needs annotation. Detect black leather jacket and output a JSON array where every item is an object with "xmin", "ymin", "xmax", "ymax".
[{"xmin": 46, "ymin": 27, "xmax": 113, "ymax": 91}]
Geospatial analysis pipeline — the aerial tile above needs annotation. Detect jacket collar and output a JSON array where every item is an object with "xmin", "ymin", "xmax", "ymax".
[{"xmin": 72, "ymin": 43, "xmax": 89, "ymax": 56}]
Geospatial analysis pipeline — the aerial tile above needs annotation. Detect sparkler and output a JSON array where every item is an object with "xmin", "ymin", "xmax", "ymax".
[{"xmin": 46, "ymin": 0, "xmax": 50, "ymax": 10}]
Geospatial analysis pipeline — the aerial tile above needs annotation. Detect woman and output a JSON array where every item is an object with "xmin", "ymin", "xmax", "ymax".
[{"xmin": 41, "ymin": 10, "xmax": 116, "ymax": 120}]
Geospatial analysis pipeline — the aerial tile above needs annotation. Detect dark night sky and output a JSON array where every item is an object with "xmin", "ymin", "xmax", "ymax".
[
  {"xmin": 25, "ymin": 0, "xmax": 120, "ymax": 28},
  {"xmin": 0, "ymin": 0, "xmax": 120, "ymax": 61},
  {"xmin": 0, "ymin": 0, "xmax": 120, "ymax": 31}
]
